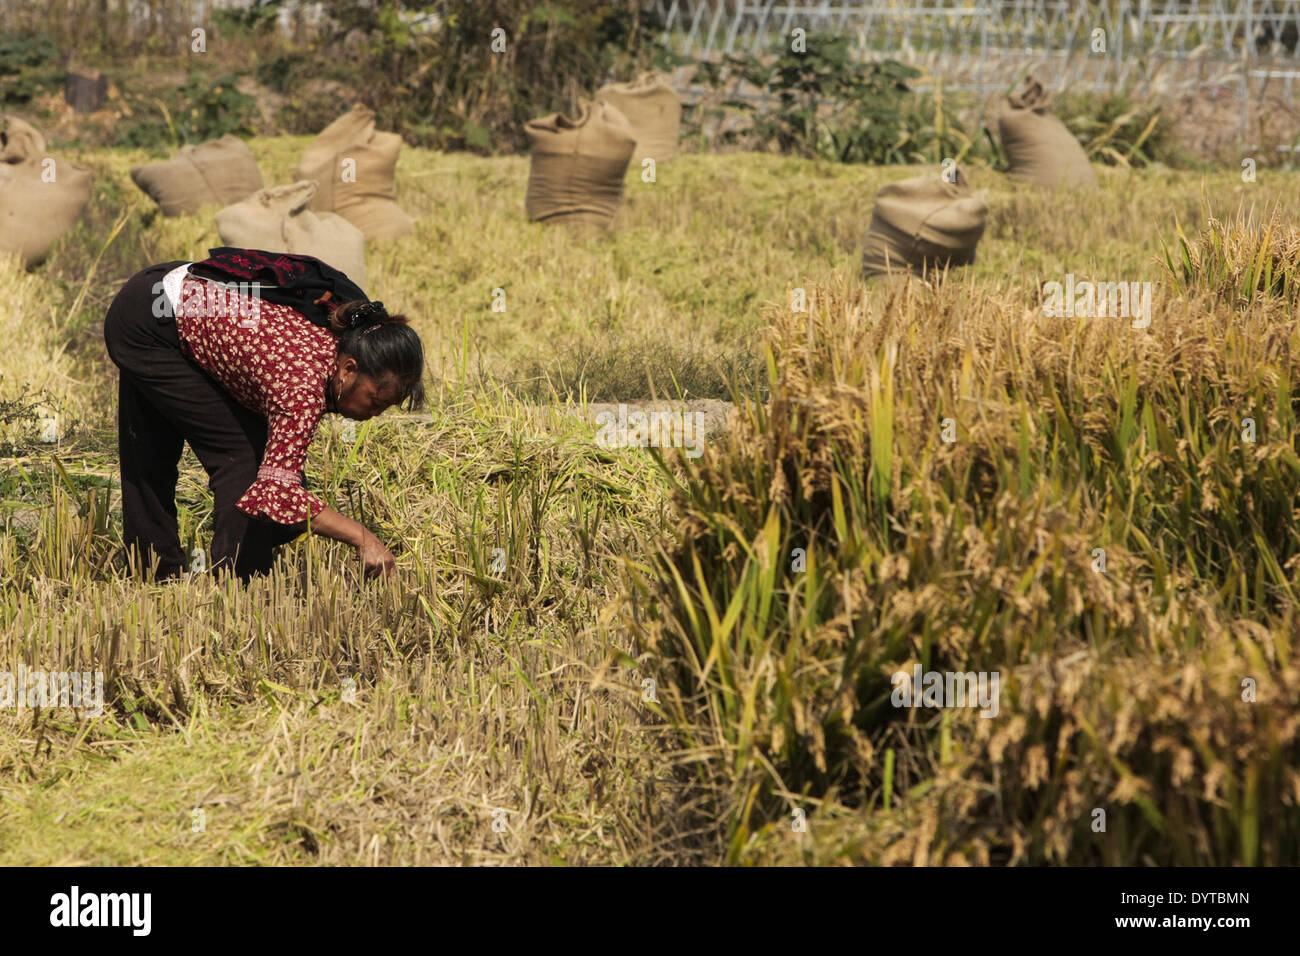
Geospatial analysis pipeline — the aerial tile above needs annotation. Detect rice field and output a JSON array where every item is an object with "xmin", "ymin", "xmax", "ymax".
[{"xmin": 1, "ymin": 135, "xmax": 1297, "ymax": 864}]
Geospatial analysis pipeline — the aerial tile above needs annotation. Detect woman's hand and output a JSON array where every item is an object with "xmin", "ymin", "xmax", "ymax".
[
  {"xmin": 358, "ymin": 529, "xmax": 397, "ymax": 578},
  {"xmin": 304, "ymin": 506, "xmax": 397, "ymax": 578}
]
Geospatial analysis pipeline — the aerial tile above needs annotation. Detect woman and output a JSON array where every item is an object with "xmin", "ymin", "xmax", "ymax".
[{"xmin": 103, "ymin": 247, "xmax": 425, "ymax": 582}]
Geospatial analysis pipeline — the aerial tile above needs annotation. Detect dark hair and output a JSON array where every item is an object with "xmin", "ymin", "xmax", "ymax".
[{"xmin": 330, "ymin": 300, "xmax": 426, "ymax": 411}]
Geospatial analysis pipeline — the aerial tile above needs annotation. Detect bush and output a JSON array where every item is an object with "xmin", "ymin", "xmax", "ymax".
[
  {"xmin": 211, "ymin": 0, "xmax": 285, "ymax": 37},
  {"xmin": 0, "ymin": 31, "xmax": 60, "ymax": 106},
  {"xmin": 289, "ymin": 1, "xmax": 665, "ymax": 152},
  {"xmin": 115, "ymin": 72, "xmax": 258, "ymax": 152},
  {"xmin": 689, "ymin": 35, "xmax": 984, "ymax": 165}
]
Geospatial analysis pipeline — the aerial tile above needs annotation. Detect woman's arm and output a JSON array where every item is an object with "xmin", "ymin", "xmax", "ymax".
[
  {"xmin": 300, "ymin": 505, "xmax": 397, "ymax": 577},
  {"xmin": 234, "ymin": 390, "xmax": 397, "ymax": 578}
]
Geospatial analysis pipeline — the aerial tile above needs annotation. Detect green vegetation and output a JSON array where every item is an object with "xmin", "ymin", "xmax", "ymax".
[
  {"xmin": 2, "ymin": 132, "xmax": 1297, "ymax": 862},
  {"xmin": 115, "ymin": 72, "xmax": 259, "ymax": 152},
  {"xmin": 1060, "ymin": 89, "xmax": 1183, "ymax": 169},
  {"xmin": 2, "ymin": 6, "xmax": 1184, "ymax": 171},
  {"xmin": 1164, "ymin": 205, "xmax": 1300, "ymax": 306},
  {"xmin": 626, "ymin": 266, "xmax": 1299, "ymax": 864},
  {"xmin": 0, "ymin": 31, "xmax": 59, "ymax": 106},
  {"xmin": 689, "ymin": 37, "xmax": 988, "ymax": 166}
]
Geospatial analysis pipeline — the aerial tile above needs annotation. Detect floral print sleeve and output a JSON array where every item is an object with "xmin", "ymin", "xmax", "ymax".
[
  {"xmin": 235, "ymin": 389, "xmax": 329, "ymax": 524},
  {"xmin": 172, "ymin": 274, "xmax": 340, "ymax": 527}
]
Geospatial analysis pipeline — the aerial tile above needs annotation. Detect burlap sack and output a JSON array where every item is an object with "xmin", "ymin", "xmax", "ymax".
[
  {"xmin": 525, "ymin": 100, "xmax": 636, "ymax": 229},
  {"xmin": 0, "ymin": 115, "xmax": 92, "ymax": 268},
  {"xmin": 999, "ymin": 79, "xmax": 1097, "ymax": 189},
  {"xmin": 215, "ymin": 180, "xmax": 367, "ymax": 285},
  {"xmin": 595, "ymin": 73, "xmax": 681, "ymax": 162},
  {"xmin": 0, "ymin": 115, "xmax": 45, "ymax": 163},
  {"xmin": 295, "ymin": 104, "xmax": 414, "ymax": 241},
  {"xmin": 861, "ymin": 167, "xmax": 988, "ymax": 279},
  {"xmin": 130, "ymin": 134, "xmax": 263, "ymax": 216}
]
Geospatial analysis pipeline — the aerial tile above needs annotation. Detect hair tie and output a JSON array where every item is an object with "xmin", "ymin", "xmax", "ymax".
[{"xmin": 349, "ymin": 300, "xmax": 388, "ymax": 330}]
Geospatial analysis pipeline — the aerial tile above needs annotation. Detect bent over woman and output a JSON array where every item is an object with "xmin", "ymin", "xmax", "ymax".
[{"xmin": 103, "ymin": 247, "xmax": 425, "ymax": 582}]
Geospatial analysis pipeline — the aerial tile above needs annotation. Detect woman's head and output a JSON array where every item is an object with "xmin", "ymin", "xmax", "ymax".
[{"xmin": 327, "ymin": 300, "xmax": 426, "ymax": 420}]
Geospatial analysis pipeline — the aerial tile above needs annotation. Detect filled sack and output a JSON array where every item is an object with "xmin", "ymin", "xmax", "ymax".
[
  {"xmin": 998, "ymin": 79, "xmax": 1097, "ymax": 189},
  {"xmin": 130, "ymin": 134, "xmax": 263, "ymax": 216},
  {"xmin": 294, "ymin": 104, "xmax": 414, "ymax": 241},
  {"xmin": 215, "ymin": 180, "xmax": 367, "ymax": 285},
  {"xmin": 0, "ymin": 114, "xmax": 45, "ymax": 164},
  {"xmin": 0, "ymin": 115, "xmax": 92, "ymax": 268},
  {"xmin": 861, "ymin": 167, "xmax": 988, "ymax": 279},
  {"xmin": 525, "ymin": 99, "xmax": 636, "ymax": 229},
  {"xmin": 595, "ymin": 73, "xmax": 681, "ymax": 162}
]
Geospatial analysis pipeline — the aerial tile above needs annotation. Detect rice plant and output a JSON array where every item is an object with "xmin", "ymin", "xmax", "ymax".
[
  {"xmin": 1163, "ymin": 204, "xmax": 1300, "ymax": 306},
  {"xmin": 623, "ymin": 271, "xmax": 1300, "ymax": 865}
]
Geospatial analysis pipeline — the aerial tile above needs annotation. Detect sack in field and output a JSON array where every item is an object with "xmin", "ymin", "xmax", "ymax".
[
  {"xmin": 0, "ymin": 114, "xmax": 45, "ymax": 164},
  {"xmin": 595, "ymin": 73, "xmax": 681, "ymax": 162},
  {"xmin": 861, "ymin": 167, "xmax": 988, "ymax": 279},
  {"xmin": 0, "ymin": 115, "xmax": 92, "ymax": 268},
  {"xmin": 130, "ymin": 134, "xmax": 263, "ymax": 216},
  {"xmin": 295, "ymin": 104, "xmax": 414, "ymax": 241},
  {"xmin": 525, "ymin": 99, "xmax": 635, "ymax": 229},
  {"xmin": 216, "ymin": 180, "xmax": 367, "ymax": 285},
  {"xmin": 998, "ymin": 78, "xmax": 1097, "ymax": 189}
]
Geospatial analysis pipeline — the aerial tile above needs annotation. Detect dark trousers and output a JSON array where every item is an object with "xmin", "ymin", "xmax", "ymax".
[{"xmin": 103, "ymin": 261, "xmax": 303, "ymax": 582}]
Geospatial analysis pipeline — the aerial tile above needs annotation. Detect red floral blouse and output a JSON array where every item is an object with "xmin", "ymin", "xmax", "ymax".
[{"xmin": 173, "ymin": 274, "xmax": 337, "ymax": 525}]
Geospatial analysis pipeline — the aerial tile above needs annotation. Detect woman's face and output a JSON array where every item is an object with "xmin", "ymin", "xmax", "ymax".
[{"xmin": 332, "ymin": 357, "xmax": 403, "ymax": 420}]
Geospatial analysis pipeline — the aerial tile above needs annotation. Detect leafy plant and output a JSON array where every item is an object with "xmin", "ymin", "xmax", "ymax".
[
  {"xmin": 689, "ymin": 34, "xmax": 980, "ymax": 165},
  {"xmin": 301, "ymin": 1, "xmax": 665, "ymax": 152},
  {"xmin": 175, "ymin": 72, "xmax": 257, "ymax": 141},
  {"xmin": 116, "ymin": 72, "xmax": 257, "ymax": 151},
  {"xmin": 212, "ymin": 0, "xmax": 285, "ymax": 37},
  {"xmin": 762, "ymin": 37, "xmax": 920, "ymax": 162},
  {"xmin": 0, "ymin": 31, "xmax": 60, "ymax": 105}
]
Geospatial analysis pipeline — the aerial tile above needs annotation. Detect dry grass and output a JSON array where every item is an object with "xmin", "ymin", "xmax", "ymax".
[
  {"xmin": 2, "ymin": 137, "xmax": 1300, "ymax": 864},
  {"xmin": 1, "ymin": 389, "xmax": 699, "ymax": 865}
]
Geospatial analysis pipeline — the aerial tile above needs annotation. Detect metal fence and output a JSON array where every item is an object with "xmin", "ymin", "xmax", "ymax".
[{"xmin": 653, "ymin": 0, "xmax": 1300, "ymax": 139}]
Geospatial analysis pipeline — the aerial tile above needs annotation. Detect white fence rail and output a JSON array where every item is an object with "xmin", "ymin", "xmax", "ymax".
[{"xmin": 654, "ymin": 1, "xmax": 1300, "ymax": 138}]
